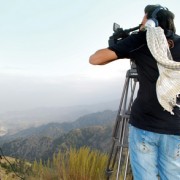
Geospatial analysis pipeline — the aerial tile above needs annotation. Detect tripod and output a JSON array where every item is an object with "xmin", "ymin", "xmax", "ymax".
[{"xmin": 106, "ymin": 61, "xmax": 138, "ymax": 180}]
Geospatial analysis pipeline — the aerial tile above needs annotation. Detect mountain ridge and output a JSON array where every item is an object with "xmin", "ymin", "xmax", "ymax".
[
  {"xmin": 1, "ymin": 110, "xmax": 117, "ymax": 161},
  {"xmin": 0, "ymin": 100, "xmax": 119, "ymax": 136}
]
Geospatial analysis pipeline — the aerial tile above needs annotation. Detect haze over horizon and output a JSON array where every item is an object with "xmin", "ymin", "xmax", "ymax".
[{"xmin": 0, "ymin": 0, "xmax": 180, "ymax": 114}]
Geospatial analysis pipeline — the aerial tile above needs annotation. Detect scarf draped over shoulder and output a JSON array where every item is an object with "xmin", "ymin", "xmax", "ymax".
[{"xmin": 146, "ymin": 27, "xmax": 180, "ymax": 115}]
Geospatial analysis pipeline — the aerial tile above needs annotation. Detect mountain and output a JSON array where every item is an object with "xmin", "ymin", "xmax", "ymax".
[
  {"xmin": 0, "ymin": 110, "xmax": 117, "ymax": 143},
  {"xmin": 1, "ymin": 110, "xmax": 117, "ymax": 161},
  {"xmin": 51, "ymin": 125, "xmax": 113, "ymax": 154},
  {"xmin": 1, "ymin": 126, "xmax": 113, "ymax": 161},
  {"xmin": 0, "ymin": 100, "xmax": 119, "ymax": 136}
]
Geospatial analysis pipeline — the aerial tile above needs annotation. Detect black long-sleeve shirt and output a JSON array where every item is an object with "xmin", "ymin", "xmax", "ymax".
[{"xmin": 109, "ymin": 31, "xmax": 180, "ymax": 135}]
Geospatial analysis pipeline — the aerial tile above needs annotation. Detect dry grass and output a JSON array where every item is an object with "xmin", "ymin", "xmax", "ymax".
[
  {"xmin": 30, "ymin": 147, "xmax": 111, "ymax": 180},
  {"xmin": 0, "ymin": 156, "xmax": 22, "ymax": 180}
]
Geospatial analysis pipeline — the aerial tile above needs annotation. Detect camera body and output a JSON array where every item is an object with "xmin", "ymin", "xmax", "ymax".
[{"xmin": 108, "ymin": 23, "xmax": 140, "ymax": 46}]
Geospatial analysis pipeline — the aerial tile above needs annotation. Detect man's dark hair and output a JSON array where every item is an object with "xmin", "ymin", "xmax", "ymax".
[{"xmin": 144, "ymin": 4, "xmax": 176, "ymax": 33}]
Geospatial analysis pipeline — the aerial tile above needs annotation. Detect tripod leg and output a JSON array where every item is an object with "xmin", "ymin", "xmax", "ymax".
[
  {"xmin": 123, "ymin": 150, "xmax": 130, "ymax": 180},
  {"xmin": 106, "ymin": 77, "xmax": 130, "ymax": 179},
  {"xmin": 106, "ymin": 70, "xmax": 138, "ymax": 180},
  {"xmin": 116, "ymin": 117, "xmax": 129, "ymax": 180}
]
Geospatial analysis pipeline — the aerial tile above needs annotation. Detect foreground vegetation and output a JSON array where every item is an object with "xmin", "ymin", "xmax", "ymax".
[
  {"xmin": 30, "ymin": 147, "xmax": 109, "ymax": 180},
  {"xmin": 0, "ymin": 156, "xmax": 31, "ymax": 179},
  {"xmin": 30, "ymin": 147, "xmax": 132, "ymax": 180},
  {"xmin": 1, "ymin": 147, "xmax": 132, "ymax": 180}
]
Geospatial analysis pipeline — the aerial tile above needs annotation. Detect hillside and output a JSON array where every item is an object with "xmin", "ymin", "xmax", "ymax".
[
  {"xmin": 0, "ymin": 100, "xmax": 119, "ymax": 136},
  {"xmin": 0, "ymin": 110, "xmax": 116, "ymax": 143},
  {"xmin": 1, "ymin": 110, "xmax": 117, "ymax": 161},
  {"xmin": 0, "ymin": 156, "xmax": 30, "ymax": 180},
  {"xmin": 45, "ymin": 125, "xmax": 113, "ymax": 160}
]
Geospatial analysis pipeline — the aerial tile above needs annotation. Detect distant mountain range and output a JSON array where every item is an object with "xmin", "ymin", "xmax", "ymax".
[
  {"xmin": 0, "ymin": 100, "xmax": 119, "ymax": 136},
  {"xmin": 0, "ymin": 110, "xmax": 118, "ymax": 161}
]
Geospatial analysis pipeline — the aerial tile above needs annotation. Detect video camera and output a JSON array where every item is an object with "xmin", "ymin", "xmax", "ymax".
[{"xmin": 108, "ymin": 23, "xmax": 141, "ymax": 46}]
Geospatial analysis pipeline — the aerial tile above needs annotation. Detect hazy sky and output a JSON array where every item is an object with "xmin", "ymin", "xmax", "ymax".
[{"xmin": 0, "ymin": 0, "xmax": 180, "ymax": 113}]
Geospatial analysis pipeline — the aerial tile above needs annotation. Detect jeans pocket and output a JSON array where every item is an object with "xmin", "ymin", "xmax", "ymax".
[{"xmin": 166, "ymin": 135, "xmax": 180, "ymax": 159}]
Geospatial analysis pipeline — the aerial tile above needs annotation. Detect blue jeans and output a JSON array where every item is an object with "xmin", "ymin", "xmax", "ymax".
[{"xmin": 128, "ymin": 125, "xmax": 180, "ymax": 180}]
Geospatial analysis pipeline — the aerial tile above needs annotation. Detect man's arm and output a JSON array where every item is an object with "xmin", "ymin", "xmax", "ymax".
[{"xmin": 89, "ymin": 48, "xmax": 118, "ymax": 65}]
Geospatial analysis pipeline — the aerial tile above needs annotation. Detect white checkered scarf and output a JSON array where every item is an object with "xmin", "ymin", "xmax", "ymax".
[{"xmin": 146, "ymin": 26, "xmax": 180, "ymax": 115}]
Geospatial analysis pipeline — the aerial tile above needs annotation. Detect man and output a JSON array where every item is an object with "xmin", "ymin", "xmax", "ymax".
[{"xmin": 89, "ymin": 4, "xmax": 180, "ymax": 180}]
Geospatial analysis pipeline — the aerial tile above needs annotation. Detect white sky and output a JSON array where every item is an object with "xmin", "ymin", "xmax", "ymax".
[{"xmin": 0, "ymin": 0, "xmax": 180, "ymax": 113}]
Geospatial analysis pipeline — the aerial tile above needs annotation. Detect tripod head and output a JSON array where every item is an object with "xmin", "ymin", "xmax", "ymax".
[
  {"xmin": 127, "ymin": 60, "xmax": 138, "ymax": 79},
  {"xmin": 108, "ymin": 23, "xmax": 141, "ymax": 46}
]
